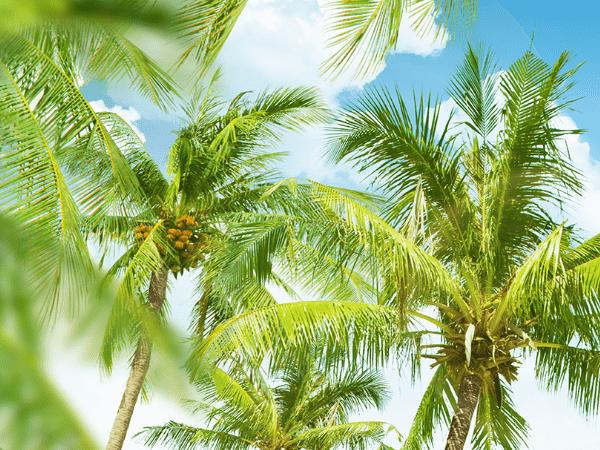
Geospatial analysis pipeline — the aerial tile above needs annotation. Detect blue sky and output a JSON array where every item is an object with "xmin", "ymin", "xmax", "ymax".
[{"xmin": 61, "ymin": 1, "xmax": 600, "ymax": 448}]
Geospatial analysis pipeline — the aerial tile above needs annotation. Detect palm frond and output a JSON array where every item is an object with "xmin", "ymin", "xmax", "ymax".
[
  {"xmin": 26, "ymin": 19, "xmax": 180, "ymax": 110},
  {"xmin": 401, "ymin": 365, "xmax": 454, "ymax": 450},
  {"xmin": 294, "ymin": 421, "xmax": 391, "ymax": 450},
  {"xmin": 174, "ymin": 0, "xmax": 250, "ymax": 77},
  {"xmin": 188, "ymin": 301, "xmax": 400, "ymax": 379},
  {"xmin": 447, "ymin": 44, "xmax": 501, "ymax": 140},
  {"xmin": 136, "ymin": 421, "xmax": 252, "ymax": 450},
  {"xmin": 0, "ymin": 37, "xmax": 93, "ymax": 318},
  {"xmin": 320, "ymin": 0, "xmax": 476, "ymax": 81},
  {"xmin": 536, "ymin": 345, "xmax": 600, "ymax": 416},
  {"xmin": 485, "ymin": 50, "xmax": 583, "ymax": 274},
  {"xmin": 472, "ymin": 380, "xmax": 530, "ymax": 450}
]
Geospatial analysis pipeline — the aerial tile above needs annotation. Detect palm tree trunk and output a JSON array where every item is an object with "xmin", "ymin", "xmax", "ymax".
[
  {"xmin": 105, "ymin": 268, "xmax": 169, "ymax": 450},
  {"xmin": 444, "ymin": 373, "xmax": 482, "ymax": 450},
  {"xmin": 194, "ymin": 288, "xmax": 211, "ymax": 338}
]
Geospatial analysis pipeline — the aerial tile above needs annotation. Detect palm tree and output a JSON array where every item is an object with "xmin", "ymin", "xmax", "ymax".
[
  {"xmin": 188, "ymin": 47, "xmax": 600, "ymax": 450},
  {"xmin": 326, "ymin": 45, "xmax": 600, "ymax": 449},
  {"xmin": 0, "ymin": 1, "xmax": 184, "ymax": 321},
  {"xmin": 83, "ymin": 86, "xmax": 328, "ymax": 450},
  {"xmin": 137, "ymin": 352, "xmax": 398, "ymax": 450},
  {"xmin": 0, "ymin": 0, "xmax": 480, "ymax": 318}
]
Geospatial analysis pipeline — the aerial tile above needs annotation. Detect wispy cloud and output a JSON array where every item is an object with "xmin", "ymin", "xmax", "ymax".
[{"xmin": 88, "ymin": 100, "xmax": 147, "ymax": 143}]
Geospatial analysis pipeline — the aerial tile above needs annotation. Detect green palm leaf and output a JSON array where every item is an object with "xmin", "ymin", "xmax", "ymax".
[
  {"xmin": 472, "ymin": 381, "xmax": 530, "ymax": 450},
  {"xmin": 137, "ymin": 421, "xmax": 252, "ymax": 450}
]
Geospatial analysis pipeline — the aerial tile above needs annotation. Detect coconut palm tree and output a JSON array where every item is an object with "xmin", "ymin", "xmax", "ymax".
[
  {"xmin": 326, "ymin": 45, "xmax": 600, "ymax": 450},
  {"xmin": 0, "ymin": 1, "xmax": 184, "ymax": 322},
  {"xmin": 188, "ymin": 46, "xmax": 600, "ymax": 450},
  {"xmin": 81, "ymin": 86, "xmax": 328, "ymax": 450},
  {"xmin": 137, "ymin": 350, "xmax": 398, "ymax": 450}
]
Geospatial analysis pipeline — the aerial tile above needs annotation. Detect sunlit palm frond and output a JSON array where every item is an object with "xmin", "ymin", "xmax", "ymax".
[
  {"xmin": 320, "ymin": 0, "xmax": 405, "ymax": 81},
  {"xmin": 294, "ymin": 421, "xmax": 392, "ymax": 450},
  {"xmin": 401, "ymin": 365, "xmax": 454, "ymax": 450},
  {"xmin": 188, "ymin": 301, "xmax": 400, "ymax": 379},
  {"xmin": 320, "ymin": 0, "xmax": 476, "ymax": 81},
  {"xmin": 174, "ymin": 0, "xmax": 250, "ymax": 77},
  {"xmin": 0, "ymin": 37, "xmax": 93, "ymax": 318},
  {"xmin": 137, "ymin": 421, "xmax": 252, "ymax": 450},
  {"xmin": 472, "ymin": 381, "xmax": 530, "ymax": 450},
  {"xmin": 536, "ymin": 345, "xmax": 600, "ymax": 416}
]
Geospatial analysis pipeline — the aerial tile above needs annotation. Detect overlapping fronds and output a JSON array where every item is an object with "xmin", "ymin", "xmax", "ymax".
[
  {"xmin": 169, "ymin": 86, "xmax": 327, "ymax": 213},
  {"xmin": 320, "ymin": 0, "xmax": 476, "ymax": 81},
  {"xmin": 472, "ymin": 381, "xmax": 530, "ymax": 450},
  {"xmin": 99, "ymin": 222, "xmax": 168, "ymax": 372},
  {"xmin": 293, "ymin": 421, "xmax": 392, "ymax": 450},
  {"xmin": 401, "ymin": 365, "xmax": 454, "ymax": 450},
  {"xmin": 0, "ymin": 213, "xmax": 100, "ymax": 450},
  {"xmin": 137, "ymin": 421, "xmax": 252, "ymax": 450},
  {"xmin": 327, "ymin": 45, "xmax": 591, "ymax": 449},
  {"xmin": 485, "ymin": 50, "xmax": 583, "ymax": 275},
  {"xmin": 142, "ymin": 349, "xmax": 393, "ymax": 450},
  {"xmin": 24, "ymin": 21, "xmax": 180, "ymax": 110},
  {"xmin": 327, "ymin": 87, "xmax": 475, "ymax": 263},
  {"xmin": 536, "ymin": 345, "xmax": 600, "ymax": 416},
  {"xmin": 188, "ymin": 301, "xmax": 400, "ymax": 379},
  {"xmin": 0, "ymin": 35, "xmax": 94, "ymax": 318}
]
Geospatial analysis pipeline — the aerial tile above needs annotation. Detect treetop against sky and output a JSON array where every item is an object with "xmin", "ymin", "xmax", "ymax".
[{"xmin": 1, "ymin": 1, "xmax": 599, "ymax": 449}]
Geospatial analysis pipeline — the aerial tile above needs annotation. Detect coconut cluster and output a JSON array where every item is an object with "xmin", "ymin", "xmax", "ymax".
[
  {"xmin": 134, "ymin": 223, "xmax": 151, "ymax": 242},
  {"xmin": 134, "ymin": 213, "xmax": 209, "ymax": 275}
]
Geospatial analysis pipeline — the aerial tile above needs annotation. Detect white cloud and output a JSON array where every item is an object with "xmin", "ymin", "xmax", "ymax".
[
  {"xmin": 88, "ymin": 100, "xmax": 147, "ymax": 143},
  {"xmin": 552, "ymin": 114, "xmax": 600, "ymax": 237},
  {"xmin": 216, "ymin": 0, "xmax": 449, "ymax": 100},
  {"xmin": 206, "ymin": 0, "xmax": 448, "ymax": 186}
]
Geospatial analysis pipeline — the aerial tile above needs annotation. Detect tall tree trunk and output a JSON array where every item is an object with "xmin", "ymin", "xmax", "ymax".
[
  {"xmin": 444, "ymin": 373, "xmax": 482, "ymax": 450},
  {"xmin": 105, "ymin": 268, "xmax": 169, "ymax": 450}
]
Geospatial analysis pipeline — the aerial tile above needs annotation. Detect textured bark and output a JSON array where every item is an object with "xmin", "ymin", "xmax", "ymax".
[
  {"xmin": 195, "ymin": 288, "xmax": 211, "ymax": 338},
  {"xmin": 444, "ymin": 374, "xmax": 482, "ymax": 450},
  {"xmin": 105, "ymin": 268, "xmax": 169, "ymax": 450}
]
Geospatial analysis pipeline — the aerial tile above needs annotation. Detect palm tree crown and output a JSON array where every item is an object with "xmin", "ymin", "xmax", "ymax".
[
  {"xmin": 327, "ymin": 45, "xmax": 600, "ymax": 449},
  {"xmin": 138, "ymin": 355, "xmax": 397, "ymax": 450}
]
